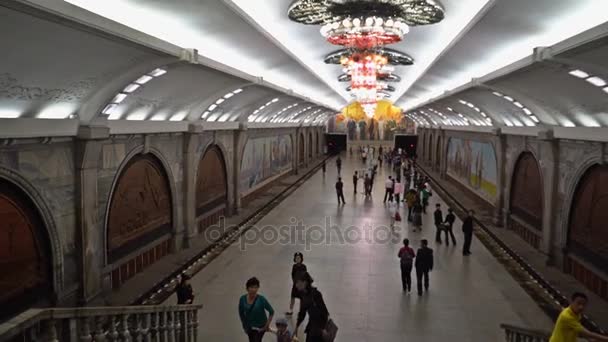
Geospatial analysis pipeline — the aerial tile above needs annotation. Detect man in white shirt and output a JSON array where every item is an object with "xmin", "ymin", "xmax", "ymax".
[{"xmin": 383, "ymin": 176, "xmax": 394, "ymax": 203}]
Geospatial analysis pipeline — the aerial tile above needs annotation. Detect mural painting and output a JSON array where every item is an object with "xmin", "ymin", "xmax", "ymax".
[
  {"xmin": 240, "ymin": 135, "xmax": 293, "ymax": 194},
  {"xmin": 107, "ymin": 155, "xmax": 172, "ymax": 263},
  {"xmin": 0, "ymin": 179, "xmax": 50, "ymax": 317},
  {"xmin": 446, "ymin": 138, "xmax": 498, "ymax": 202}
]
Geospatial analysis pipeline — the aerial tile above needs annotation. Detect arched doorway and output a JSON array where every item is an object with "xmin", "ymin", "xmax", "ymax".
[
  {"xmin": 308, "ymin": 133, "xmax": 313, "ymax": 160},
  {"xmin": 0, "ymin": 178, "xmax": 52, "ymax": 319},
  {"xmin": 107, "ymin": 154, "xmax": 173, "ymax": 289},
  {"xmin": 567, "ymin": 165, "xmax": 608, "ymax": 300},
  {"xmin": 299, "ymin": 133, "xmax": 305, "ymax": 166},
  {"xmin": 196, "ymin": 146, "xmax": 228, "ymax": 233},
  {"xmin": 508, "ymin": 152, "xmax": 543, "ymax": 248}
]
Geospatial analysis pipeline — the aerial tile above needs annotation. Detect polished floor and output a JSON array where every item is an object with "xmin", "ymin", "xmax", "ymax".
[{"xmin": 171, "ymin": 152, "xmax": 553, "ymax": 341}]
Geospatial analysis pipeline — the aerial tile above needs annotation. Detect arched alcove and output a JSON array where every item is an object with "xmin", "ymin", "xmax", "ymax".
[
  {"xmin": 196, "ymin": 145, "xmax": 228, "ymax": 233},
  {"xmin": 566, "ymin": 164, "xmax": 608, "ymax": 299},
  {"xmin": 0, "ymin": 178, "xmax": 52, "ymax": 318},
  {"xmin": 107, "ymin": 154, "xmax": 173, "ymax": 289},
  {"xmin": 509, "ymin": 152, "xmax": 543, "ymax": 248},
  {"xmin": 299, "ymin": 133, "xmax": 305, "ymax": 166}
]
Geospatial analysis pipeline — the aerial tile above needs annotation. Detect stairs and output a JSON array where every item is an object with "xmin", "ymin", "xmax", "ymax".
[{"xmin": 501, "ymin": 324, "xmax": 551, "ymax": 342}]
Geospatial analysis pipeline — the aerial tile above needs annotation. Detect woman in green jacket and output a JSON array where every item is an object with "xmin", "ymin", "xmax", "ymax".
[{"xmin": 238, "ymin": 277, "xmax": 275, "ymax": 342}]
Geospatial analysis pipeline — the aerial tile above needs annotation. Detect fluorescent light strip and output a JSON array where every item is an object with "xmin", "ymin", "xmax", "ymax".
[{"xmin": 569, "ymin": 69, "xmax": 589, "ymax": 79}]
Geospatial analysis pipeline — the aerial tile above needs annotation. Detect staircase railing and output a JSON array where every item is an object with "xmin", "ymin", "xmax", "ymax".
[
  {"xmin": 501, "ymin": 324, "xmax": 551, "ymax": 342},
  {"xmin": 0, "ymin": 304, "xmax": 202, "ymax": 342}
]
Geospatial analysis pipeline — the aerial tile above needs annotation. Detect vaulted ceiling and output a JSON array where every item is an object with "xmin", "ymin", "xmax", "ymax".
[{"xmin": 1, "ymin": 0, "xmax": 608, "ymax": 135}]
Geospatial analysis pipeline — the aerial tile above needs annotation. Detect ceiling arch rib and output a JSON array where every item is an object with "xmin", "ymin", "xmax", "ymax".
[
  {"xmin": 189, "ymin": 82, "xmax": 254, "ymax": 121},
  {"xmin": 451, "ymin": 99, "xmax": 493, "ymax": 126}
]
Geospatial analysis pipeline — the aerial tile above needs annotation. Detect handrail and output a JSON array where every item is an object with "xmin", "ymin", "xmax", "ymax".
[
  {"xmin": 500, "ymin": 324, "xmax": 550, "ymax": 342},
  {"xmin": 415, "ymin": 162, "xmax": 605, "ymax": 334},
  {"xmin": 0, "ymin": 305, "xmax": 202, "ymax": 342}
]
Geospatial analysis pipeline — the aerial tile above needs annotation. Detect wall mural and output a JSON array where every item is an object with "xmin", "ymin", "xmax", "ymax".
[
  {"xmin": 196, "ymin": 146, "xmax": 227, "ymax": 217},
  {"xmin": 0, "ymin": 179, "xmax": 50, "ymax": 317},
  {"xmin": 107, "ymin": 155, "xmax": 172, "ymax": 263},
  {"xmin": 240, "ymin": 135, "xmax": 293, "ymax": 194},
  {"xmin": 447, "ymin": 138, "xmax": 498, "ymax": 203}
]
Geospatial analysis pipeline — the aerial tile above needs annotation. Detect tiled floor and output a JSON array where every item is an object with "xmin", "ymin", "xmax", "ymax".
[{"xmin": 173, "ymin": 153, "xmax": 553, "ymax": 341}]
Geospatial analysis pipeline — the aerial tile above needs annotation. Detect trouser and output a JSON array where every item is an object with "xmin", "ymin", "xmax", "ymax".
[
  {"xmin": 353, "ymin": 182, "xmax": 357, "ymax": 193},
  {"xmin": 435, "ymin": 224, "xmax": 443, "ymax": 243},
  {"xmin": 443, "ymin": 226, "xmax": 457, "ymax": 245},
  {"xmin": 247, "ymin": 329, "xmax": 265, "ymax": 342},
  {"xmin": 463, "ymin": 232, "xmax": 473, "ymax": 253},
  {"xmin": 416, "ymin": 269, "xmax": 429, "ymax": 294},
  {"xmin": 394, "ymin": 194, "xmax": 400, "ymax": 204},
  {"xmin": 422, "ymin": 199, "xmax": 428, "ymax": 213},
  {"xmin": 407, "ymin": 206, "xmax": 413, "ymax": 221},
  {"xmin": 337, "ymin": 191, "xmax": 345, "ymax": 204},
  {"xmin": 383, "ymin": 189, "xmax": 393, "ymax": 202},
  {"xmin": 306, "ymin": 333, "xmax": 324, "ymax": 342},
  {"xmin": 400, "ymin": 264, "xmax": 413, "ymax": 291}
]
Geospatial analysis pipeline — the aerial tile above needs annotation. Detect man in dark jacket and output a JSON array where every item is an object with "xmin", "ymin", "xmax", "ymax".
[
  {"xmin": 443, "ymin": 208, "xmax": 457, "ymax": 246},
  {"xmin": 415, "ymin": 239, "xmax": 434, "ymax": 296},
  {"xmin": 433, "ymin": 203, "xmax": 443, "ymax": 244},
  {"xmin": 335, "ymin": 177, "xmax": 345, "ymax": 205},
  {"xmin": 176, "ymin": 275, "xmax": 194, "ymax": 304},
  {"xmin": 462, "ymin": 210, "xmax": 475, "ymax": 255},
  {"xmin": 352, "ymin": 171, "xmax": 359, "ymax": 194},
  {"xmin": 294, "ymin": 272, "xmax": 330, "ymax": 342}
]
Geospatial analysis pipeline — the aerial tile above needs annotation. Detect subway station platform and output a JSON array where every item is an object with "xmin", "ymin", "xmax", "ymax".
[{"xmin": 173, "ymin": 154, "xmax": 553, "ymax": 341}]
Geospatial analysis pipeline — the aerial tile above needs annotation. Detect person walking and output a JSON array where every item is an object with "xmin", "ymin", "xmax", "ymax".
[
  {"xmin": 549, "ymin": 292, "xmax": 608, "ymax": 342},
  {"xmin": 443, "ymin": 208, "xmax": 457, "ymax": 246},
  {"xmin": 405, "ymin": 189, "xmax": 417, "ymax": 221},
  {"xmin": 398, "ymin": 239, "xmax": 416, "ymax": 293},
  {"xmin": 321, "ymin": 161, "xmax": 326, "ymax": 174},
  {"xmin": 462, "ymin": 210, "xmax": 475, "ymax": 255},
  {"xmin": 176, "ymin": 275, "xmax": 194, "ymax": 304},
  {"xmin": 293, "ymin": 272, "xmax": 332, "ymax": 342},
  {"xmin": 352, "ymin": 171, "xmax": 359, "ymax": 194},
  {"xmin": 383, "ymin": 176, "xmax": 394, "ymax": 203},
  {"xmin": 378, "ymin": 154, "xmax": 383, "ymax": 167},
  {"xmin": 336, "ymin": 157, "xmax": 342, "ymax": 174},
  {"xmin": 335, "ymin": 177, "xmax": 345, "ymax": 205},
  {"xmin": 415, "ymin": 239, "xmax": 434, "ymax": 296},
  {"xmin": 433, "ymin": 203, "xmax": 444, "ymax": 244},
  {"xmin": 286, "ymin": 252, "xmax": 307, "ymax": 316},
  {"xmin": 238, "ymin": 277, "xmax": 275, "ymax": 342},
  {"xmin": 364, "ymin": 174, "xmax": 372, "ymax": 197},
  {"xmin": 421, "ymin": 185, "xmax": 432, "ymax": 214},
  {"xmin": 393, "ymin": 180, "xmax": 402, "ymax": 205}
]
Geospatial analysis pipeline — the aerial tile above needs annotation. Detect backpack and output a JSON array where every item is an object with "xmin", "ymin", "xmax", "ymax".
[{"xmin": 400, "ymin": 247, "xmax": 414, "ymax": 266}]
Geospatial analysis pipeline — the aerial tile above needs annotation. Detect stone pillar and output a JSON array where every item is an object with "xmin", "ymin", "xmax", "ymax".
[
  {"xmin": 75, "ymin": 125, "xmax": 109, "ymax": 304},
  {"xmin": 439, "ymin": 131, "xmax": 448, "ymax": 180},
  {"xmin": 182, "ymin": 125, "xmax": 202, "ymax": 248},
  {"xmin": 295, "ymin": 127, "xmax": 301, "ymax": 175},
  {"xmin": 538, "ymin": 129, "xmax": 558, "ymax": 263},
  {"xmin": 493, "ymin": 128, "xmax": 505, "ymax": 226},
  {"xmin": 234, "ymin": 124, "xmax": 248, "ymax": 212}
]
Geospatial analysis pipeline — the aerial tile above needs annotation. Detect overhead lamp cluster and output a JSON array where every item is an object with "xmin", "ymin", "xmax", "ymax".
[
  {"xmin": 283, "ymin": 106, "xmax": 314, "ymax": 123},
  {"xmin": 289, "ymin": 0, "xmax": 445, "ymax": 122},
  {"xmin": 103, "ymin": 68, "xmax": 167, "ymax": 119},
  {"xmin": 202, "ymin": 88, "xmax": 244, "ymax": 120},
  {"xmin": 248, "ymin": 98, "xmax": 279, "ymax": 122},
  {"xmin": 492, "ymin": 92, "xmax": 538, "ymax": 126},
  {"xmin": 445, "ymin": 107, "xmax": 470, "ymax": 126},
  {"xmin": 568, "ymin": 69, "xmax": 608, "ymax": 93},
  {"xmin": 458, "ymin": 99, "xmax": 493, "ymax": 126}
]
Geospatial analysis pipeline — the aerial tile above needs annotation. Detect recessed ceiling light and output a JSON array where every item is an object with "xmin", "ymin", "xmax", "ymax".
[
  {"xmin": 513, "ymin": 102, "xmax": 524, "ymax": 108},
  {"xmin": 135, "ymin": 75, "xmax": 153, "ymax": 85},
  {"xmin": 503, "ymin": 96, "xmax": 514, "ymax": 102},
  {"xmin": 0, "ymin": 109, "xmax": 21, "ymax": 118},
  {"xmin": 123, "ymin": 84, "xmax": 140, "ymax": 93},
  {"xmin": 523, "ymin": 108, "xmax": 532, "ymax": 115},
  {"xmin": 208, "ymin": 104, "xmax": 218, "ymax": 111},
  {"xmin": 150, "ymin": 113, "xmax": 167, "ymax": 121},
  {"xmin": 149, "ymin": 68, "xmax": 167, "ymax": 77},
  {"xmin": 169, "ymin": 111, "xmax": 187, "ymax": 121},
  {"xmin": 233, "ymin": 88, "xmax": 243, "ymax": 94},
  {"xmin": 102, "ymin": 103, "xmax": 118, "ymax": 115},
  {"xmin": 466, "ymin": 103, "xmax": 474, "ymax": 108},
  {"xmin": 111, "ymin": 93, "xmax": 128, "ymax": 104},
  {"xmin": 504, "ymin": 119, "xmax": 513, "ymax": 127},
  {"xmin": 202, "ymin": 111, "xmax": 210, "ymax": 119},
  {"xmin": 569, "ymin": 69, "xmax": 589, "ymax": 79},
  {"xmin": 586, "ymin": 76, "xmax": 607, "ymax": 87},
  {"xmin": 603, "ymin": 87, "xmax": 608, "ymax": 94},
  {"xmin": 272, "ymin": 98, "xmax": 279, "ymax": 103},
  {"xmin": 224, "ymin": 93, "xmax": 234, "ymax": 99},
  {"xmin": 216, "ymin": 98, "xmax": 225, "ymax": 105},
  {"xmin": 492, "ymin": 92, "xmax": 503, "ymax": 97},
  {"xmin": 530, "ymin": 115, "xmax": 539, "ymax": 123}
]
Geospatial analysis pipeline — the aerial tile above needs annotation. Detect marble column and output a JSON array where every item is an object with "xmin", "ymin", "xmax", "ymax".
[
  {"xmin": 75, "ymin": 125, "xmax": 109, "ymax": 303},
  {"xmin": 234, "ymin": 124, "xmax": 248, "ymax": 212},
  {"xmin": 181, "ymin": 125, "xmax": 202, "ymax": 248},
  {"xmin": 538, "ymin": 129, "xmax": 558, "ymax": 263},
  {"xmin": 493, "ymin": 128, "xmax": 505, "ymax": 227}
]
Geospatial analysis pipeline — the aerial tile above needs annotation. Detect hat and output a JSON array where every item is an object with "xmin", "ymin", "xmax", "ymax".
[{"xmin": 276, "ymin": 318, "xmax": 289, "ymax": 326}]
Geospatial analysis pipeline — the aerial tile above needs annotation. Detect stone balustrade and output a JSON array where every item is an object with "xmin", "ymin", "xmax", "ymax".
[
  {"xmin": 501, "ymin": 324, "xmax": 551, "ymax": 342},
  {"xmin": 0, "ymin": 305, "xmax": 202, "ymax": 342}
]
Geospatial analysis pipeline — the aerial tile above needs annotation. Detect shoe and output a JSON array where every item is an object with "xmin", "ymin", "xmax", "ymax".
[{"xmin": 285, "ymin": 311, "xmax": 293, "ymax": 316}]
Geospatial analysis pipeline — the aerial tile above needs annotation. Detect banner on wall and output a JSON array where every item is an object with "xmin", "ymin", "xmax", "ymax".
[
  {"xmin": 446, "ymin": 138, "xmax": 498, "ymax": 203},
  {"xmin": 240, "ymin": 135, "xmax": 293, "ymax": 194}
]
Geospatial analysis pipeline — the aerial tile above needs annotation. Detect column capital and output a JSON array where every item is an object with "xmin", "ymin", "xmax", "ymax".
[{"xmin": 77, "ymin": 125, "xmax": 110, "ymax": 140}]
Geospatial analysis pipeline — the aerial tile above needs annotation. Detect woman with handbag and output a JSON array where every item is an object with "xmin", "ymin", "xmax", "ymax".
[
  {"xmin": 238, "ymin": 277, "xmax": 275, "ymax": 342},
  {"xmin": 293, "ymin": 272, "xmax": 337, "ymax": 342}
]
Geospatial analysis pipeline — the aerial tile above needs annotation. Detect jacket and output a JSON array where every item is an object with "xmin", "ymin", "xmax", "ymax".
[
  {"xmin": 463, "ymin": 216, "xmax": 474, "ymax": 234},
  {"xmin": 444, "ymin": 213, "xmax": 456, "ymax": 228},
  {"xmin": 415, "ymin": 247, "xmax": 434, "ymax": 271},
  {"xmin": 335, "ymin": 181, "xmax": 343, "ymax": 192},
  {"xmin": 296, "ymin": 288, "xmax": 329, "ymax": 335},
  {"xmin": 434, "ymin": 209, "xmax": 443, "ymax": 225}
]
